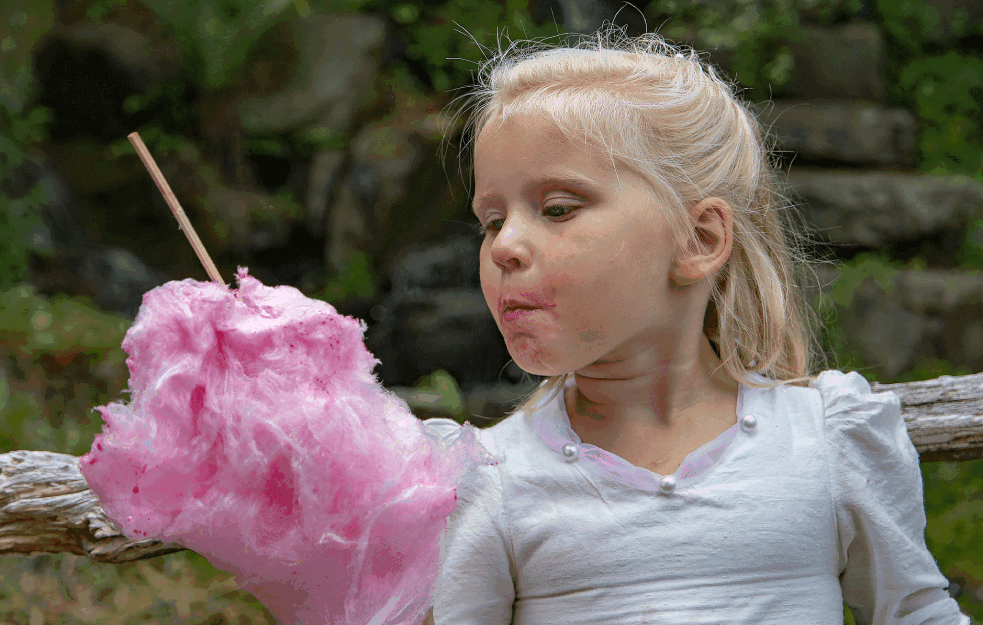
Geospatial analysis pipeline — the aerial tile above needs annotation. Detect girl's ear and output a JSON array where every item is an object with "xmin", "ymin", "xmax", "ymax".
[{"xmin": 669, "ymin": 197, "xmax": 734, "ymax": 286}]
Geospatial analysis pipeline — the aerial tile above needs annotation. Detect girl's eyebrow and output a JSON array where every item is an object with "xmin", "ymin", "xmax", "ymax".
[{"xmin": 471, "ymin": 172, "xmax": 599, "ymax": 213}]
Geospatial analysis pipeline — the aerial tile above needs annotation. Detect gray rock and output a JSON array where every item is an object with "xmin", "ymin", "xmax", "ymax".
[
  {"xmin": 55, "ymin": 22, "xmax": 181, "ymax": 89},
  {"xmin": 200, "ymin": 185, "xmax": 297, "ymax": 254},
  {"xmin": 366, "ymin": 288, "xmax": 508, "ymax": 389},
  {"xmin": 895, "ymin": 270, "xmax": 983, "ymax": 314},
  {"xmin": 305, "ymin": 149, "xmax": 346, "ymax": 237},
  {"xmin": 238, "ymin": 13, "xmax": 385, "ymax": 135},
  {"xmin": 80, "ymin": 247, "xmax": 166, "ymax": 317},
  {"xmin": 892, "ymin": 269, "xmax": 983, "ymax": 374},
  {"xmin": 325, "ymin": 183, "xmax": 370, "ymax": 273},
  {"xmin": 784, "ymin": 22, "xmax": 885, "ymax": 102},
  {"xmin": 367, "ymin": 237, "xmax": 500, "ymax": 389},
  {"xmin": 7, "ymin": 153, "xmax": 89, "ymax": 262},
  {"xmin": 824, "ymin": 267, "xmax": 983, "ymax": 380},
  {"xmin": 757, "ymin": 100, "xmax": 915, "ymax": 166},
  {"xmin": 390, "ymin": 236, "xmax": 481, "ymax": 294},
  {"xmin": 834, "ymin": 275, "xmax": 940, "ymax": 380},
  {"xmin": 325, "ymin": 117, "xmax": 430, "ymax": 272},
  {"xmin": 788, "ymin": 170, "xmax": 983, "ymax": 248}
]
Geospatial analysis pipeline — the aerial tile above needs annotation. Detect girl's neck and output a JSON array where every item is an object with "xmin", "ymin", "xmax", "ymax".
[{"xmin": 565, "ymin": 335, "xmax": 738, "ymax": 434}]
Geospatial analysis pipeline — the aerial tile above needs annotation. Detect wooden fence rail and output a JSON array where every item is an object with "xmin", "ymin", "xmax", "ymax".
[{"xmin": 2, "ymin": 373, "xmax": 982, "ymax": 564}]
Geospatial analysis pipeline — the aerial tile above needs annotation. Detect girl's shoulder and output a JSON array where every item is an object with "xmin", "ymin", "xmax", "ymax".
[
  {"xmin": 804, "ymin": 369, "xmax": 917, "ymax": 466},
  {"xmin": 421, "ymin": 410, "xmax": 531, "ymax": 459},
  {"xmin": 806, "ymin": 369, "xmax": 902, "ymax": 428}
]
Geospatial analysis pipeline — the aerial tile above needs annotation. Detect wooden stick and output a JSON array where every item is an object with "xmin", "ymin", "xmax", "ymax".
[{"xmin": 127, "ymin": 132, "xmax": 225, "ymax": 285}]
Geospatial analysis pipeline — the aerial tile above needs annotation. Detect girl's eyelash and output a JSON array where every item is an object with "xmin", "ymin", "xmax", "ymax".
[
  {"xmin": 544, "ymin": 204, "xmax": 576, "ymax": 218},
  {"xmin": 476, "ymin": 219, "xmax": 505, "ymax": 236},
  {"xmin": 476, "ymin": 205, "xmax": 578, "ymax": 236}
]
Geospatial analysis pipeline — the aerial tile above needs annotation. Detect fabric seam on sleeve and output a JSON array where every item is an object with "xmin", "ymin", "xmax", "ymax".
[
  {"xmin": 492, "ymin": 445, "xmax": 520, "ymax": 601},
  {"xmin": 815, "ymin": 383, "xmax": 845, "ymax": 577}
]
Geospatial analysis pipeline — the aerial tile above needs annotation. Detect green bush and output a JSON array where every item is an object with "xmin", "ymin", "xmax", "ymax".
[
  {"xmin": 649, "ymin": 0, "xmax": 865, "ymax": 101},
  {"xmin": 0, "ymin": 285, "xmax": 130, "ymax": 455},
  {"xmin": 386, "ymin": 0, "xmax": 559, "ymax": 93},
  {"xmin": 137, "ymin": 0, "xmax": 295, "ymax": 91},
  {"xmin": 900, "ymin": 52, "xmax": 983, "ymax": 177}
]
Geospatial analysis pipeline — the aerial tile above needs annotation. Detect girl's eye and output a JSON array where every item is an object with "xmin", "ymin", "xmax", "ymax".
[
  {"xmin": 476, "ymin": 205, "xmax": 576, "ymax": 236},
  {"xmin": 477, "ymin": 218, "xmax": 505, "ymax": 235},
  {"xmin": 544, "ymin": 204, "xmax": 576, "ymax": 219}
]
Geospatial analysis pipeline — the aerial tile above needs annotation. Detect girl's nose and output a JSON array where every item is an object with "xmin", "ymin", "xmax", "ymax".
[{"xmin": 490, "ymin": 215, "xmax": 532, "ymax": 272}]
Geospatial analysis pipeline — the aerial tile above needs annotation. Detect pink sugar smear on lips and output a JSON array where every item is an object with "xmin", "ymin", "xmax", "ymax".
[
  {"xmin": 500, "ymin": 292, "xmax": 554, "ymax": 322},
  {"xmin": 79, "ymin": 267, "xmax": 494, "ymax": 625}
]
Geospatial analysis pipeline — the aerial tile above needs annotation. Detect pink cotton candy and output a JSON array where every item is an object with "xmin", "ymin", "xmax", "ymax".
[{"xmin": 79, "ymin": 267, "xmax": 493, "ymax": 625}]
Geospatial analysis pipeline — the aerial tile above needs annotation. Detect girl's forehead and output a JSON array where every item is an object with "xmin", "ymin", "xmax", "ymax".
[
  {"xmin": 478, "ymin": 111, "xmax": 571, "ymax": 145},
  {"xmin": 475, "ymin": 114, "xmax": 607, "ymax": 166}
]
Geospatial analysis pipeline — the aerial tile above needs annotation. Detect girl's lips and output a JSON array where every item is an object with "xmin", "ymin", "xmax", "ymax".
[
  {"xmin": 498, "ymin": 294, "xmax": 553, "ymax": 323},
  {"xmin": 502, "ymin": 306, "xmax": 539, "ymax": 322}
]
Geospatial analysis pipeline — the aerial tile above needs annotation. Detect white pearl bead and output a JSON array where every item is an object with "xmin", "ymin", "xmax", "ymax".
[
  {"xmin": 740, "ymin": 414, "xmax": 757, "ymax": 433},
  {"xmin": 561, "ymin": 442, "xmax": 579, "ymax": 461},
  {"xmin": 660, "ymin": 476, "xmax": 677, "ymax": 494}
]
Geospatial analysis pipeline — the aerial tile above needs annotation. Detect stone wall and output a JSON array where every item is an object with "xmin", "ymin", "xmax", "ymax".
[{"xmin": 12, "ymin": 1, "xmax": 983, "ymax": 419}]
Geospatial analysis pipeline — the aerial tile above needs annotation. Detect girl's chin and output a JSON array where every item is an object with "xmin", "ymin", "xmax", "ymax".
[{"xmin": 508, "ymin": 349, "xmax": 572, "ymax": 378}]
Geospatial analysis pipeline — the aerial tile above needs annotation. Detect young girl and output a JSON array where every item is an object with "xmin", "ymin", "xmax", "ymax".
[{"xmin": 419, "ymin": 26, "xmax": 971, "ymax": 625}]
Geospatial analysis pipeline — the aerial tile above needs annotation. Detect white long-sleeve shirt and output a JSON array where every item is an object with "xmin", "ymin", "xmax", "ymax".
[{"xmin": 422, "ymin": 370, "xmax": 970, "ymax": 625}]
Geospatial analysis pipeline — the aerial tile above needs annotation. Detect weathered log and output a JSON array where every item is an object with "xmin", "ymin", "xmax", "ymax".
[
  {"xmin": 2, "ymin": 373, "xmax": 983, "ymax": 563},
  {"xmin": 872, "ymin": 372, "xmax": 983, "ymax": 463},
  {"xmin": 0, "ymin": 450, "xmax": 186, "ymax": 563}
]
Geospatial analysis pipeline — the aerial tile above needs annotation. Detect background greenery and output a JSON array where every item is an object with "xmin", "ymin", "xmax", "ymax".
[{"xmin": 1, "ymin": 0, "xmax": 982, "ymax": 622}]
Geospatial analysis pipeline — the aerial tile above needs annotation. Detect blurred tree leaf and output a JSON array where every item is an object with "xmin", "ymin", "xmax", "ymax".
[
  {"xmin": 900, "ymin": 51, "xmax": 983, "ymax": 177},
  {"xmin": 138, "ymin": 0, "xmax": 296, "ymax": 91},
  {"xmin": 0, "ymin": 0, "xmax": 54, "ymax": 113},
  {"xmin": 414, "ymin": 369, "xmax": 466, "ymax": 420}
]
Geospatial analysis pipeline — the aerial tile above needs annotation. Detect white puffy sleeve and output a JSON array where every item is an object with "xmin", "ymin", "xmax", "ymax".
[
  {"xmin": 422, "ymin": 418, "xmax": 516, "ymax": 625},
  {"xmin": 813, "ymin": 371, "xmax": 970, "ymax": 625}
]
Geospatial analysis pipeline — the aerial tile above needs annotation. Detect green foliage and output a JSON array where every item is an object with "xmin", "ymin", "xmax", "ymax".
[
  {"xmin": 0, "ymin": 551, "xmax": 275, "ymax": 623},
  {"xmin": 0, "ymin": 1, "xmax": 55, "ymax": 290},
  {"xmin": 85, "ymin": 0, "xmax": 128, "ymax": 21},
  {"xmin": 877, "ymin": 0, "xmax": 983, "ymax": 193},
  {"xmin": 900, "ymin": 52, "xmax": 983, "ymax": 176},
  {"xmin": 843, "ymin": 603, "xmax": 857, "ymax": 625},
  {"xmin": 891, "ymin": 356, "xmax": 973, "ymax": 384},
  {"xmin": 960, "ymin": 217, "xmax": 983, "ymax": 270},
  {"xmin": 816, "ymin": 294, "xmax": 872, "ymax": 380},
  {"xmin": 138, "ymin": 0, "xmax": 297, "ymax": 91},
  {"xmin": 414, "ymin": 369, "xmax": 466, "ymax": 421},
  {"xmin": 827, "ymin": 252, "xmax": 905, "ymax": 308},
  {"xmin": 293, "ymin": 126, "xmax": 347, "ymax": 154},
  {"xmin": 923, "ymin": 459, "xmax": 983, "ymax": 621},
  {"xmin": 106, "ymin": 78, "xmax": 196, "ymax": 163},
  {"xmin": 387, "ymin": 0, "xmax": 559, "ymax": 93},
  {"xmin": 122, "ymin": 78, "xmax": 198, "ymax": 134},
  {"xmin": 0, "ymin": 285, "xmax": 130, "ymax": 455},
  {"xmin": 0, "ymin": 182, "xmax": 49, "ymax": 291},
  {"xmin": 649, "ymin": 0, "xmax": 864, "ymax": 100},
  {"xmin": 876, "ymin": 0, "xmax": 977, "ymax": 53},
  {"xmin": 813, "ymin": 252, "xmax": 933, "ymax": 383},
  {"xmin": 0, "ymin": 285, "xmax": 130, "ymax": 353},
  {"xmin": 313, "ymin": 249, "xmax": 380, "ymax": 303},
  {"xmin": 0, "ymin": 104, "xmax": 53, "ymax": 291},
  {"xmin": 0, "ymin": 0, "xmax": 54, "ymax": 113}
]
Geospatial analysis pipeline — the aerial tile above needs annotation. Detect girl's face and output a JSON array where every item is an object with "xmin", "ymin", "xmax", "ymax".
[{"xmin": 473, "ymin": 114, "xmax": 687, "ymax": 376}]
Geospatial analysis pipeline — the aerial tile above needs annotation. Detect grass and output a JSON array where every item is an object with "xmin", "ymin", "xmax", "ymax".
[{"xmin": 0, "ymin": 551, "xmax": 275, "ymax": 624}]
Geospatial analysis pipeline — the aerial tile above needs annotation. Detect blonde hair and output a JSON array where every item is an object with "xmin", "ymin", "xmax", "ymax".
[{"xmin": 442, "ymin": 25, "xmax": 834, "ymax": 416}]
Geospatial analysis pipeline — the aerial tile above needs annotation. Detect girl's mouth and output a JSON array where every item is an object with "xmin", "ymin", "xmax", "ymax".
[{"xmin": 502, "ymin": 305, "xmax": 539, "ymax": 322}]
